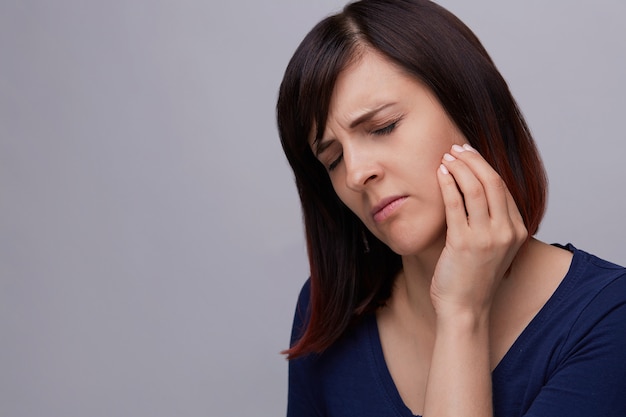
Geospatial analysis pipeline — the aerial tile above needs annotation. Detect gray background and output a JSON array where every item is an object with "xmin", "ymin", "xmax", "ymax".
[{"xmin": 1, "ymin": 1, "xmax": 624, "ymax": 416}]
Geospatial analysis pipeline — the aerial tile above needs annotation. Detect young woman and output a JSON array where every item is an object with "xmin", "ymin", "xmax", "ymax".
[{"xmin": 276, "ymin": 1, "xmax": 626, "ymax": 416}]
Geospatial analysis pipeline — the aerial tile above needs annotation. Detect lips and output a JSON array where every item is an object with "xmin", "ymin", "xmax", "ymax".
[{"xmin": 371, "ymin": 196, "xmax": 408, "ymax": 223}]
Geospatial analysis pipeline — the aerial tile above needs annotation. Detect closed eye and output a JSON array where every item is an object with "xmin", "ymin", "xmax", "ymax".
[
  {"xmin": 328, "ymin": 153, "xmax": 343, "ymax": 172},
  {"xmin": 372, "ymin": 120, "xmax": 399, "ymax": 136}
]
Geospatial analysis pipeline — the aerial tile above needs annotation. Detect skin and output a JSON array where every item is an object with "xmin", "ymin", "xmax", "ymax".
[{"xmin": 312, "ymin": 48, "xmax": 573, "ymax": 416}]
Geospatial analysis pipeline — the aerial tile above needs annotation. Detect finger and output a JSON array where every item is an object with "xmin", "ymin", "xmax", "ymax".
[
  {"xmin": 449, "ymin": 144, "xmax": 509, "ymax": 224},
  {"xmin": 441, "ymin": 151, "xmax": 490, "ymax": 227},
  {"xmin": 453, "ymin": 144, "xmax": 528, "ymax": 242},
  {"xmin": 437, "ymin": 163, "xmax": 471, "ymax": 231}
]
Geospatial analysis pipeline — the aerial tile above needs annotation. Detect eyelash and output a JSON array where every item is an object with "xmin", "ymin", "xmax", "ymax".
[
  {"xmin": 328, "ymin": 154, "xmax": 342, "ymax": 171},
  {"xmin": 326, "ymin": 119, "xmax": 400, "ymax": 172},
  {"xmin": 372, "ymin": 120, "xmax": 398, "ymax": 136}
]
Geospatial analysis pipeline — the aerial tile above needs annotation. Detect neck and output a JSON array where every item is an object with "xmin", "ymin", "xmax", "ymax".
[{"xmin": 386, "ymin": 239, "xmax": 445, "ymax": 328}]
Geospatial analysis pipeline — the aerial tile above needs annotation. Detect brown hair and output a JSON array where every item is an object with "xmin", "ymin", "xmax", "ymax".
[{"xmin": 277, "ymin": 0, "xmax": 547, "ymax": 359}]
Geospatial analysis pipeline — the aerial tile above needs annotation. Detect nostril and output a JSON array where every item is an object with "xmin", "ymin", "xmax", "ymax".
[{"xmin": 364, "ymin": 174, "xmax": 377, "ymax": 184}]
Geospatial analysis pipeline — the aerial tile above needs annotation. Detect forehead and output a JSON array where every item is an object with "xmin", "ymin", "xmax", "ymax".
[
  {"xmin": 308, "ymin": 49, "xmax": 426, "ymax": 147},
  {"xmin": 327, "ymin": 50, "xmax": 413, "ymax": 123}
]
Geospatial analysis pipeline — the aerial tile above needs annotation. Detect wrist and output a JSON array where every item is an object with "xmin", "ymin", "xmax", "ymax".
[{"xmin": 434, "ymin": 305, "xmax": 491, "ymax": 334}]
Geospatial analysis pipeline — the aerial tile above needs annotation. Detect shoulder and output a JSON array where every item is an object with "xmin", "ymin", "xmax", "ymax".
[
  {"xmin": 535, "ymin": 246, "xmax": 626, "ymax": 415},
  {"xmin": 496, "ymin": 243, "xmax": 626, "ymax": 368},
  {"xmin": 539, "ymin": 244, "xmax": 626, "ymax": 364},
  {"xmin": 289, "ymin": 277, "xmax": 376, "ymax": 370},
  {"xmin": 561, "ymin": 244, "xmax": 626, "ymax": 309},
  {"xmin": 565, "ymin": 246, "xmax": 626, "ymax": 334},
  {"xmin": 287, "ymin": 283, "xmax": 392, "ymax": 416},
  {"xmin": 494, "ymin": 245, "xmax": 626, "ymax": 416}
]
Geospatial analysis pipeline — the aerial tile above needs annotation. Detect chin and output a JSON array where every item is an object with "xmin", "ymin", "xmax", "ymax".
[
  {"xmin": 380, "ymin": 226, "xmax": 447, "ymax": 257},
  {"xmin": 380, "ymin": 236, "xmax": 429, "ymax": 257},
  {"xmin": 387, "ymin": 242, "xmax": 429, "ymax": 257}
]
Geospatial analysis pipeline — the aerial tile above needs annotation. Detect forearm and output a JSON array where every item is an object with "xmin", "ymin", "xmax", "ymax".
[{"xmin": 423, "ymin": 310, "xmax": 493, "ymax": 417}]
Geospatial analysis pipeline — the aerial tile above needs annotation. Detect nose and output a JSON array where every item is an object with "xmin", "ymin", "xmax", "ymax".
[{"xmin": 344, "ymin": 145, "xmax": 382, "ymax": 191}]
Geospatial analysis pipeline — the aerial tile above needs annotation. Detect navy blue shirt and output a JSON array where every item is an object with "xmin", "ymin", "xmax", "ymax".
[{"xmin": 287, "ymin": 245, "xmax": 626, "ymax": 416}]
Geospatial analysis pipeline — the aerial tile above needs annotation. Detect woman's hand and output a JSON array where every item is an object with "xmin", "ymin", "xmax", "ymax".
[
  {"xmin": 422, "ymin": 143, "xmax": 528, "ymax": 417},
  {"xmin": 432, "ymin": 143, "xmax": 528, "ymax": 318}
]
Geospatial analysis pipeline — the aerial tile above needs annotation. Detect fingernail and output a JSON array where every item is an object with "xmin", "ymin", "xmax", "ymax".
[
  {"xmin": 439, "ymin": 164, "xmax": 449, "ymax": 174},
  {"xmin": 463, "ymin": 143, "xmax": 478, "ymax": 153},
  {"xmin": 452, "ymin": 144, "xmax": 465, "ymax": 153},
  {"xmin": 443, "ymin": 153, "xmax": 456, "ymax": 161}
]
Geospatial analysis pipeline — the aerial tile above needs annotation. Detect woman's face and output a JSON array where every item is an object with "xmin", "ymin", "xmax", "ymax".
[{"xmin": 311, "ymin": 49, "xmax": 468, "ymax": 256}]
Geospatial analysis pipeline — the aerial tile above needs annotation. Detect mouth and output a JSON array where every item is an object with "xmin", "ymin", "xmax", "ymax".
[{"xmin": 371, "ymin": 196, "xmax": 408, "ymax": 223}]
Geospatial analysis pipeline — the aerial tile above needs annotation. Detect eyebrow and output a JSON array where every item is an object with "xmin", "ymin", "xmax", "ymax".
[
  {"xmin": 313, "ymin": 102, "xmax": 397, "ymax": 157},
  {"xmin": 348, "ymin": 102, "xmax": 396, "ymax": 129}
]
